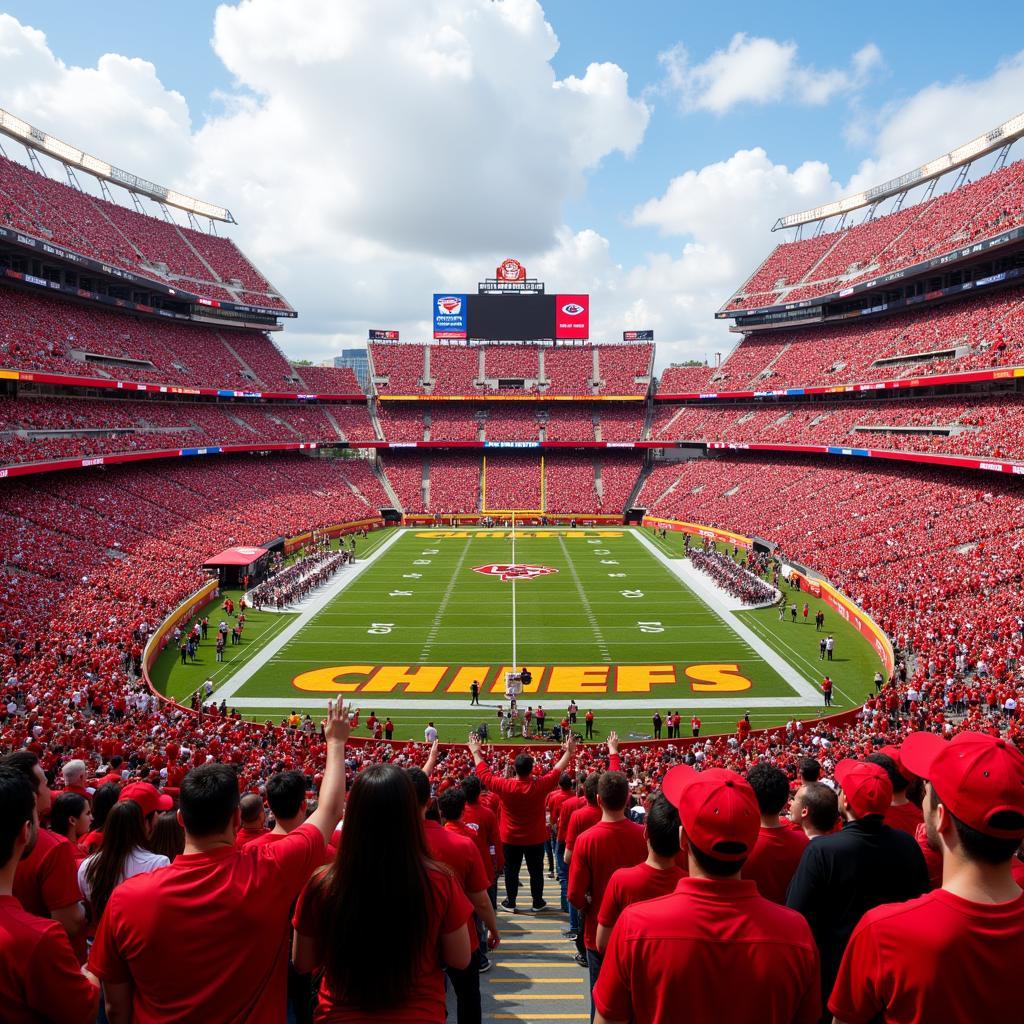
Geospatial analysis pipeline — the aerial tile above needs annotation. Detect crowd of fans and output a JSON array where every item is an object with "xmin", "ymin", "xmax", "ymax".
[
  {"xmin": 0, "ymin": 154, "xmax": 289, "ymax": 309},
  {"xmin": 0, "ymin": 446, "xmax": 1022, "ymax": 1018},
  {"xmin": 725, "ymin": 157, "xmax": 1024, "ymax": 310},
  {"xmin": 648, "ymin": 393, "xmax": 1024, "ymax": 461},
  {"xmin": 0, "ymin": 394, "xmax": 382, "ymax": 467},
  {"xmin": 0, "ymin": 287, "xmax": 301, "ymax": 391},
  {"xmin": 688, "ymin": 545, "xmax": 777, "ymax": 605},
  {"xmin": 692, "ymin": 283, "xmax": 1024, "ymax": 393}
]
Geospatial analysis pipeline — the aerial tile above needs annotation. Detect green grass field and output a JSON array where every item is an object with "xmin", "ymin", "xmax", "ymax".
[{"xmin": 151, "ymin": 526, "xmax": 882, "ymax": 742}]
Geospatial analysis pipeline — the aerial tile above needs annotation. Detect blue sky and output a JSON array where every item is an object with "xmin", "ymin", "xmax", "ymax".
[{"xmin": 1, "ymin": 1, "xmax": 1022, "ymax": 364}]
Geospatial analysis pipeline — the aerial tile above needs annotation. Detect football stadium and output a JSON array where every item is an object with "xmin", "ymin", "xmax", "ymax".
[{"xmin": 2, "ymin": 6, "xmax": 1024, "ymax": 1023}]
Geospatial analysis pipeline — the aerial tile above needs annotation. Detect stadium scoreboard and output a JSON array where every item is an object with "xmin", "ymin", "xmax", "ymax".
[{"xmin": 434, "ymin": 259, "xmax": 589, "ymax": 340}]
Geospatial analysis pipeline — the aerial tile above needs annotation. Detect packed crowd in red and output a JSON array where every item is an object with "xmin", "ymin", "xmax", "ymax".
[
  {"xmin": 649, "ymin": 393, "xmax": 1024, "ymax": 461},
  {"xmin": 0, "ymin": 287, "xmax": 299, "ymax": 390},
  {"xmin": 725, "ymin": 158, "xmax": 1024, "ymax": 310},
  {"xmin": 693, "ymin": 284, "xmax": 1024, "ymax": 393},
  {"xmin": 0, "ymin": 154, "xmax": 288, "ymax": 308},
  {"xmin": 0, "ymin": 395, "xmax": 379, "ymax": 466},
  {"xmin": 369, "ymin": 342, "xmax": 652, "ymax": 396}
]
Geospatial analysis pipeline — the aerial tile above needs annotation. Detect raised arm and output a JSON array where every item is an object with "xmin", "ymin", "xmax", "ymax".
[
  {"xmin": 553, "ymin": 734, "xmax": 578, "ymax": 773},
  {"xmin": 306, "ymin": 700, "xmax": 355, "ymax": 843},
  {"xmin": 424, "ymin": 738, "xmax": 441, "ymax": 777},
  {"xmin": 607, "ymin": 730, "xmax": 621, "ymax": 773}
]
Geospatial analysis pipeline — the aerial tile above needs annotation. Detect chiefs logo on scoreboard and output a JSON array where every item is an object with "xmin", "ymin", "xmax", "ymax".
[
  {"xmin": 473, "ymin": 563, "xmax": 558, "ymax": 582},
  {"xmin": 497, "ymin": 258, "xmax": 526, "ymax": 282}
]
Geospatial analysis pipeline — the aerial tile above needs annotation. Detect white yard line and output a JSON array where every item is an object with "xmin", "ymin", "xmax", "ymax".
[
  {"xmin": 212, "ymin": 528, "xmax": 405, "ymax": 702},
  {"xmin": 557, "ymin": 535, "xmax": 611, "ymax": 663},
  {"xmin": 419, "ymin": 538, "xmax": 473, "ymax": 661},
  {"xmin": 630, "ymin": 529, "xmax": 823, "ymax": 703}
]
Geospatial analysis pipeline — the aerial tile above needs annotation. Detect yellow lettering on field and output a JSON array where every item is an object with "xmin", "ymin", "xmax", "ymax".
[
  {"xmin": 616, "ymin": 665, "xmax": 676, "ymax": 692},
  {"xmin": 547, "ymin": 665, "xmax": 610, "ymax": 694},
  {"xmin": 362, "ymin": 665, "xmax": 449, "ymax": 693},
  {"xmin": 685, "ymin": 664, "xmax": 752, "ymax": 692},
  {"xmin": 292, "ymin": 665, "xmax": 374, "ymax": 692},
  {"xmin": 446, "ymin": 666, "xmax": 490, "ymax": 693},
  {"xmin": 490, "ymin": 666, "xmax": 544, "ymax": 694}
]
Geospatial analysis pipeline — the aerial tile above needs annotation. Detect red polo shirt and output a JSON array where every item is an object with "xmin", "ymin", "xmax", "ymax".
[
  {"xmin": 546, "ymin": 788, "xmax": 572, "ymax": 833},
  {"xmin": 475, "ymin": 762, "xmax": 561, "ymax": 846},
  {"xmin": 13, "ymin": 829, "xmax": 81, "ymax": 919},
  {"xmin": 565, "ymin": 802, "xmax": 602, "ymax": 854},
  {"xmin": 557, "ymin": 795, "xmax": 585, "ymax": 844},
  {"xmin": 597, "ymin": 861, "xmax": 686, "ymax": 933},
  {"xmin": 742, "ymin": 825, "xmax": 808, "ymax": 904},
  {"xmin": 234, "ymin": 825, "xmax": 271, "ymax": 848},
  {"xmin": 89, "ymin": 822, "xmax": 325, "ymax": 1023},
  {"xmin": 424, "ymin": 820, "xmax": 486, "ymax": 945},
  {"xmin": 883, "ymin": 801, "xmax": 924, "ymax": 836},
  {"xmin": 829, "ymin": 888, "xmax": 1024, "ymax": 1023},
  {"xmin": 0, "ymin": 895, "xmax": 97, "ymax": 1024},
  {"xmin": 567, "ymin": 818, "xmax": 646, "ymax": 951},
  {"xmin": 293, "ymin": 864, "xmax": 471, "ymax": 1022},
  {"xmin": 463, "ymin": 801, "xmax": 503, "ymax": 875},
  {"xmin": 593, "ymin": 877, "xmax": 820, "ymax": 1024}
]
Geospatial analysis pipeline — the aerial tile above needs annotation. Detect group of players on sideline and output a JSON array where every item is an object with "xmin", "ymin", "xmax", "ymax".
[{"xmin": 1, "ymin": 694, "xmax": 1023, "ymax": 1023}]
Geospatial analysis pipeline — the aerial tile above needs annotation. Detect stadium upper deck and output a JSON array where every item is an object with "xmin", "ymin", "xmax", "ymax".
[
  {"xmin": 722, "ymin": 119, "xmax": 1024, "ymax": 316},
  {"xmin": 0, "ymin": 113, "xmax": 292, "ymax": 315}
]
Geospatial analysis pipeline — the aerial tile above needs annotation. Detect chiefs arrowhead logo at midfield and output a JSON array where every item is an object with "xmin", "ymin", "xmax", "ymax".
[{"xmin": 473, "ymin": 564, "xmax": 558, "ymax": 582}]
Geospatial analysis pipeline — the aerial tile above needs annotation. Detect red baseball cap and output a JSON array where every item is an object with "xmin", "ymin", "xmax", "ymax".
[
  {"xmin": 877, "ymin": 744, "xmax": 915, "ymax": 781},
  {"xmin": 901, "ymin": 731, "xmax": 1024, "ymax": 840},
  {"xmin": 662, "ymin": 765, "xmax": 759, "ymax": 861},
  {"xmin": 119, "ymin": 781, "xmax": 173, "ymax": 817},
  {"xmin": 834, "ymin": 760, "xmax": 893, "ymax": 818}
]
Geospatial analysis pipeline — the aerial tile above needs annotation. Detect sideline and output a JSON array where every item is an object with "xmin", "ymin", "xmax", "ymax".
[{"xmin": 213, "ymin": 528, "xmax": 406, "ymax": 702}]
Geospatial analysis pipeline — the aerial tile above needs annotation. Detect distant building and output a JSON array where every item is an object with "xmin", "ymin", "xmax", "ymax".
[{"xmin": 334, "ymin": 348, "xmax": 369, "ymax": 389}]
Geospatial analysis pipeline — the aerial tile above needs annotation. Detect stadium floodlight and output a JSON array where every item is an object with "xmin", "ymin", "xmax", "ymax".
[
  {"xmin": 0, "ymin": 107, "xmax": 235, "ymax": 223},
  {"xmin": 773, "ymin": 112, "xmax": 1024, "ymax": 231}
]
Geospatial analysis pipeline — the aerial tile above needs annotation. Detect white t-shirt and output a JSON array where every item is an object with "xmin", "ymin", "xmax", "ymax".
[
  {"xmin": 424, "ymin": 726, "xmax": 438, "ymax": 743},
  {"xmin": 78, "ymin": 846, "xmax": 170, "ymax": 902}
]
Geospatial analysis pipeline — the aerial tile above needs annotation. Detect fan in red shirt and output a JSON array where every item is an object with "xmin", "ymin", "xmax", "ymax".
[
  {"xmin": 869, "ymin": 747, "xmax": 925, "ymax": 837},
  {"xmin": 831, "ymin": 731, "xmax": 1024, "ymax": 1024},
  {"xmin": 567, "ymin": 770, "xmax": 647, "ymax": 1020},
  {"xmin": 0, "ymin": 767, "xmax": 98, "ymax": 1024},
  {"xmin": 545, "ymin": 773, "xmax": 574, "ymax": 887},
  {"xmin": 0, "ymin": 751, "xmax": 86, "ymax": 949},
  {"xmin": 234, "ymin": 792, "xmax": 271, "ymax": 848},
  {"xmin": 87, "ymin": 700, "xmax": 354, "ymax": 1024},
  {"xmin": 293, "ymin": 763, "xmax": 472, "ymax": 1023},
  {"xmin": 593, "ymin": 765, "xmax": 820, "ymax": 1024},
  {"xmin": 743, "ymin": 763, "xmax": 808, "ymax": 904},
  {"xmin": 468, "ymin": 731, "xmax": 576, "ymax": 912},
  {"xmin": 595, "ymin": 792, "xmax": 686, "ymax": 955}
]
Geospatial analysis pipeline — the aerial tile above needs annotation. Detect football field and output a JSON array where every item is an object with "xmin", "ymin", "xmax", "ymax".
[{"xmin": 153, "ymin": 527, "xmax": 882, "ymax": 742}]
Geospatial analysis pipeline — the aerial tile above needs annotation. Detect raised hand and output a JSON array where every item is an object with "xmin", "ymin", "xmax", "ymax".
[
  {"xmin": 323, "ymin": 700, "xmax": 355, "ymax": 745},
  {"xmin": 607, "ymin": 730, "xmax": 619, "ymax": 755}
]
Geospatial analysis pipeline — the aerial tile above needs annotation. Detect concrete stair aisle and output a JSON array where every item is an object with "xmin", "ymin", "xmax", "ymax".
[{"xmin": 446, "ymin": 871, "xmax": 591, "ymax": 1022}]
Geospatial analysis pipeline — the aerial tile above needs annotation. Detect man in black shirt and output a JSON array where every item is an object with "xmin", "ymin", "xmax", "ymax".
[{"xmin": 786, "ymin": 758, "xmax": 928, "ymax": 1022}]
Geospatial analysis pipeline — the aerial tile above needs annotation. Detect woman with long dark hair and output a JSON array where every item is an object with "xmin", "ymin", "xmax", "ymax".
[
  {"xmin": 79, "ymin": 781, "xmax": 122, "ymax": 856},
  {"xmin": 78, "ymin": 799, "xmax": 169, "ymax": 922},
  {"xmin": 293, "ymin": 763, "xmax": 472, "ymax": 1021},
  {"xmin": 148, "ymin": 809, "xmax": 185, "ymax": 862},
  {"xmin": 50, "ymin": 792, "xmax": 92, "ymax": 857}
]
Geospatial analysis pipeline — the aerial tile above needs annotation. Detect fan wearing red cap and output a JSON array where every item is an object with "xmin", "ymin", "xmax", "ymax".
[
  {"xmin": 868, "ymin": 747, "xmax": 924, "ymax": 837},
  {"xmin": 593, "ymin": 766, "xmax": 820, "ymax": 1024},
  {"xmin": 830, "ymin": 732, "xmax": 1024, "ymax": 1024},
  {"xmin": 786, "ymin": 759, "xmax": 928, "ymax": 1020}
]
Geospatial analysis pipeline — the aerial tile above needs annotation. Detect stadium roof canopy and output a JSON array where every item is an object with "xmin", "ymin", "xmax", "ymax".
[
  {"xmin": 773, "ymin": 112, "xmax": 1024, "ymax": 231},
  {"xmin": 0, "ymin": 108, "xmax": 235, "ymax": 223}
]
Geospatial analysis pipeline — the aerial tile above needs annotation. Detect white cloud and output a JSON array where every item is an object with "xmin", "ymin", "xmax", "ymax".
[
  {"xmin": 846, "ymin": 52, "xmax": 1024, "ymax": 194},
  {"xmin": 658, "ymin": 33, "xmax": 882, "ymax": 115}
]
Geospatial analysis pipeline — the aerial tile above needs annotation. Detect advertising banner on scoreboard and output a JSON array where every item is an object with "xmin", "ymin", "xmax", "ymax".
[
  {"xmin": 555, "ymin": 294, "xmax": 589, "ymax": 339},
  {"xmin": 433, "ymin": 294, "xmax": 468, "ymax": 339},
  {"xmin": 623, "ymin": 330, "xmax": 654, "ymax": 341},
  {"xmin": 368, "ymin": 329, "xmax": 399, "ymax": 340}
]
